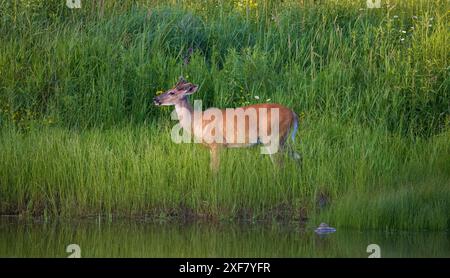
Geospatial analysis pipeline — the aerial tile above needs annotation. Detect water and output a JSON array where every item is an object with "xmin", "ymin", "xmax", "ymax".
[{"xmin": 0, "ymin": 217, "xmax": 448, "ymax": 258}]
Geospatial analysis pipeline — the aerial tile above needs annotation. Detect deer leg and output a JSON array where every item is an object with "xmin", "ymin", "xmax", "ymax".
[
  {"xmin": 288, "ymin": 147, "xmax": 303, "ymax": 167},
  {"xmin": 285, "ymin": 134, "xmax": 303, "ymax": 168},
  {"xmin": 209, "ymin": 145, "xmax": 220, "ymax": 173},
  {"xmin": 265, "ymin": 143, "xmax": 286, "ymax": 167},
  {"xmin": 266, "ymin": 133, "xmax": 289, "ymax": 167}
]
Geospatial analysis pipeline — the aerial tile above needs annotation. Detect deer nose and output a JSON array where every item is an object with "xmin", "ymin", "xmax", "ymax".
[{"xmin": 153, "ymin": 97, "xmax": 161, "ymax": 106}]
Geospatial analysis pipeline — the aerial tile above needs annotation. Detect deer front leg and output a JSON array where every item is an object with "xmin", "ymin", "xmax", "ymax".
[{"xmin": 209, "ymin": 144, "xmax": 220, "ymax": 173}]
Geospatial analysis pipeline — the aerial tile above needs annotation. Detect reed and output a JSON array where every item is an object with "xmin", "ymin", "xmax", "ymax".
[{"xmin": 0, "ymin": 0, "xmax": 448, "ymax": 230}]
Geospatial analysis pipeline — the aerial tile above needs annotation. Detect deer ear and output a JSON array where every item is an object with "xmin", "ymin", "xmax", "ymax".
[
  {"xmin": 185, "ymin": 84, "xmax": 198, "ymax": 95},
  {"xmin": 177, "ymin": 76, "xmax": 187, "ymax": 86}
]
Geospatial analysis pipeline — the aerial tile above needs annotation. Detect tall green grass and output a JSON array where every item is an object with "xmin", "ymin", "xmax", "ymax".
[
  {"xmin": 1, "ymin": 119, "xmax": 449, "ymax": 229},
  {"xmin": 0, "ymin": 0, "xmax": 449, "ymax": 230}
]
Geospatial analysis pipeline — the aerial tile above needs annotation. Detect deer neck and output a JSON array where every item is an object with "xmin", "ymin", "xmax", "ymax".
[{"xmin": 174, "ymin": 97, "xmax": 194, "ymax": 133}]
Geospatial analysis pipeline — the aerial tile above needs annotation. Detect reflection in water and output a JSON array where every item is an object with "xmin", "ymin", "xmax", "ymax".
[{"xmin": 0, "ymin": 217, "xmax": 448, "ymax": 258}]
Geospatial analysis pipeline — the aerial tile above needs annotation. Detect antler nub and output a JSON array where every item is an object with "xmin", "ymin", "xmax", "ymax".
[{"xmin": 177, "ymin": 76, "xmax": 187, "ymax": 85}]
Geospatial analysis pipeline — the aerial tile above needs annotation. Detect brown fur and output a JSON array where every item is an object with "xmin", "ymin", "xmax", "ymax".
[{"xmin": 154, "ymin": 77, "xmax": 299, "ymax": 173}]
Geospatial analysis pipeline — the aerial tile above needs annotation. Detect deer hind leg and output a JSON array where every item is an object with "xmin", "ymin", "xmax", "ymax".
[
  {"xmin": 286, "ymin": 113, "xmax": 303, "ymax": 167},
  {"xmin": 265, "ymin": 134, "xmax": 288, "ymax": 167},
  {"xmin": 287, "ymin": 145, "xmax": 303, "ymax": 168},
  {"xmin": 268, "ymin": 151, "xmax": 285, "ymax": 167},
  {"xmin": 266, "ymin": 132, "xmax": 301, "ymax": 168},
  {"xmin": 287, "ymin": 140, "xmax": 302, "ymax": 168}
]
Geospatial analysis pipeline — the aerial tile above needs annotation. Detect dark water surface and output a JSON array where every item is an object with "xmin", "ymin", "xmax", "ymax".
[{"xmin": 0, "ymin": 217, "xmax": 448, "ymax": 258}]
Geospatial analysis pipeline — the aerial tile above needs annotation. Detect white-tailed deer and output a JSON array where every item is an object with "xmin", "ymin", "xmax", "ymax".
[{"xmin": 154, "ymin": 77, "xmax": 300, "ymax": 172}]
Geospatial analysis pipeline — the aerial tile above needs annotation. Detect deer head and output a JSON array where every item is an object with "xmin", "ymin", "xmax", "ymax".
[{"xmin": 153, "ymin": 76, "xmax": 198, "ymax": 106}]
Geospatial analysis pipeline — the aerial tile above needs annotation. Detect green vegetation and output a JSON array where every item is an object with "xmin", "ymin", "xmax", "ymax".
[{"xmin": 0, "ymin": 0, "xmax": 449, "ymax": 230}]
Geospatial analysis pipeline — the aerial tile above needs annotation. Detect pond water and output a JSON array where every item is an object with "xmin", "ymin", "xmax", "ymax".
[{"xmin": 0, "ymin": 217, "xmax": 448, "ymax": 258}]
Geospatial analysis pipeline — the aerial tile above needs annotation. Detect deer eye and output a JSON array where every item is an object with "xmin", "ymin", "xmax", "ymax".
[{"xmin": 169, "ymin": 91, "xmax": 175, "ymax": 95}]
